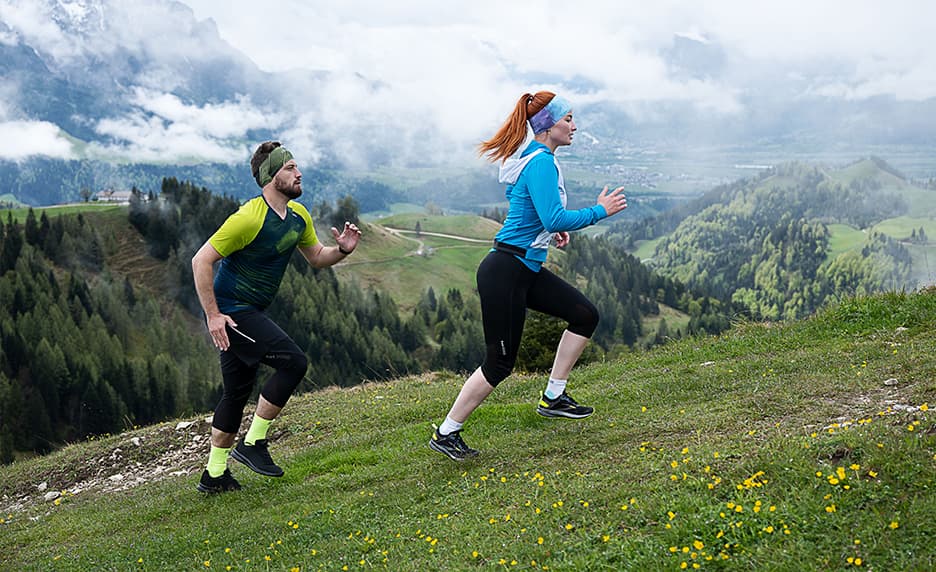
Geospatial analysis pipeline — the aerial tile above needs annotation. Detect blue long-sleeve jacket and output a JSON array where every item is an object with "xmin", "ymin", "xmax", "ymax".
[{"xmin": 493, "ymin": 141, "xmax": 607, "ymax": 271}]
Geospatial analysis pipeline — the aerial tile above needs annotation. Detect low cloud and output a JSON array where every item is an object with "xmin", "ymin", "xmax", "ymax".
[
  {"xmin": 88, "ymin": 89, "xmax": 274, "ymax": 163},
  {"xmin": 0, "ymin": 120, "xmax": 75, "ymax": 161}
]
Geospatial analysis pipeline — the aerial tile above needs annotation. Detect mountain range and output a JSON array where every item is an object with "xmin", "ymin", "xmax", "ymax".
[{"xmin": 1, "ymin": 0, "xmax": 935, "ymax": 207}]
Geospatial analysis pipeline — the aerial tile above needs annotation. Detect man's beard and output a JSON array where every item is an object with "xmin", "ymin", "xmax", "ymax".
[{"xmin": 275, "ymin": 179, "xmax": 302, "ymax": 199}]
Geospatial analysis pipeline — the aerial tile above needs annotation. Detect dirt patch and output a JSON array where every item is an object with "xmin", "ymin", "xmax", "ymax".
[{"xmin": 1, "ymin": 414, "xmax": 259, "ymax": 515}]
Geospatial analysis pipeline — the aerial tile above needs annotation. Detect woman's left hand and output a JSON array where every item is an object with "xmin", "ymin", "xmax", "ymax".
[{"xmin": 554, "ymin": 232, "xmax": 570, "ymax": 249}]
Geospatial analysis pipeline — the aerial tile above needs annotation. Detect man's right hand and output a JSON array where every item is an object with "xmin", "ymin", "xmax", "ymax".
[{"xmin": 206, "ymin": 313, "xmax": 237, "ymax": 351}]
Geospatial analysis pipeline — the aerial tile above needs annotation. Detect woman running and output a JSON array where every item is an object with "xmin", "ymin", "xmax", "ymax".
[{"xmin": 429, "ymin": 91, "xmax": 628, "ymax": 460}]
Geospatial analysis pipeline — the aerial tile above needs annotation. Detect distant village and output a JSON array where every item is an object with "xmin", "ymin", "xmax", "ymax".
[{"xmin": 91, "ymin": 188, "xmax": 136, "ymax": 204}]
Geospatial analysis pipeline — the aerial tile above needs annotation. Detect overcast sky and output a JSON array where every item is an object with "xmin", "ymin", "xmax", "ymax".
[
  {"xmin": 1, "ymin": 0, "xmax": 934, "ymax": 166},
  {"xmin": 184, "ymin": 0, "xmax": 936, "ymax": 164}
]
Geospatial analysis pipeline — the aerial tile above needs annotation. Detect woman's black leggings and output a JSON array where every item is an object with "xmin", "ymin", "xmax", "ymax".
[
  {"xmin": 476, "ymin": 250, "xmax": 599, "ymax": 387},
  {"xmin": 211, "ymin": 309, "xmax": 308, "ymax": 434}
]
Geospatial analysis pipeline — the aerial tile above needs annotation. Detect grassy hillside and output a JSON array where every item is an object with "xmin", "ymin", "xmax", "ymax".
[{"xmin": 2, "ymin": 289, "xmax": 934, "ymax": 571}]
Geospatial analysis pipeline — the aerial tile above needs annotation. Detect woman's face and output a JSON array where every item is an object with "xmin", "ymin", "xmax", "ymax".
[{"xmin": 548, "ymin": 113, "xmax": 576, "ymax": 147}]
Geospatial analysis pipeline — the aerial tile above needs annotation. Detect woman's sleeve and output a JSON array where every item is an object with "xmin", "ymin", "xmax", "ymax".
[{"xmin": 526, "ymin": 158, "xmax": 607, "ymax": 233}]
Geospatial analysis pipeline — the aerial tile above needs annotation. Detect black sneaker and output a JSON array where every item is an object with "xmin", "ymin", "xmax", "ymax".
[
  {"xmin": 197, "ymin": 468, "xmax": 242, "ymax": 493},
  {"xmin": 230, "ymin": 438, "xmax": 284, "ymax": 477},
  {"xmin": 429, "ymin": 428, "xmax": 479, "ymax": 461},
  {"xmin": 537, "ymin": 392, "xmax": 594, "ymax": 419}
]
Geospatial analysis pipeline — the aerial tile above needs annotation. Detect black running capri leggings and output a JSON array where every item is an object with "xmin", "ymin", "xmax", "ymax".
[
  {"xmin": 477, "ymin": 250, "xmax": 599, "ymax": 387},
  {"xmin": 211, "ymin": 308, "xmax": 308, "ymax": 434}
]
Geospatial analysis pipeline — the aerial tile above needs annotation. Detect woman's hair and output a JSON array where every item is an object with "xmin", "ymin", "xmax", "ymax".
[
  {"xmin": 251, "ymin": 140, "xmax": 282, "ymax": 182},
  {"xmin": 478, "ymin": 91, "xmax": 556, "ymax": 163}
]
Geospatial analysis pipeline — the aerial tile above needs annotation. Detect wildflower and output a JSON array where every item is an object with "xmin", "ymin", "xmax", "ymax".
[
  {"xmin": 693, "ymin": 540, "xmax": 704, "ymax": 550},
  {"xmin": 472, "ymin": 551, "xmax": 479, "ymax": 558},
  {"xmin": 565, "ymin": 523, "xmax": 574, "ymax": 530},
  {"xmin": 889, "ymin": 521, "xmax": 899, "ymax": 529},
  {"xmin": 537, "ymin": 537, "xmax": 544, "ymax": 545}
]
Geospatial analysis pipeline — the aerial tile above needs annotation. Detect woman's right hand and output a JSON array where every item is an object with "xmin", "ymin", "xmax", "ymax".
[{"xmin": 597, "ymin": 185, "xmax": 628, "ymax": 216}]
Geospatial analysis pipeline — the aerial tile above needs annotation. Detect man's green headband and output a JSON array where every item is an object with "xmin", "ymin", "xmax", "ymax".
[{"xmin": 256, "ymin": 146, "xmax": 294, "ymax": 187}]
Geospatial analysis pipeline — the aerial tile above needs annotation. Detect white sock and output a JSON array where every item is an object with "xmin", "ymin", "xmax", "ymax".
[
  {"xmin": 438, "ymin": 416, "xmax": 463, "ymax": 436},
  {"xmin": 544, "ymin": 378, "xmax": 567, "ymax": 399}
]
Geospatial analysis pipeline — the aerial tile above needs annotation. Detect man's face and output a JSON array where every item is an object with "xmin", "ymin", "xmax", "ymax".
[{"xmin": 274, "ymin": 160, "xmax": 302, "ymax": 199}]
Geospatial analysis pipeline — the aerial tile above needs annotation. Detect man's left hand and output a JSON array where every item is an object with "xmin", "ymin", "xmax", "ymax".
[{"xmin": 332, "ymin": 221, "xmax": 362, "ymax": 253}]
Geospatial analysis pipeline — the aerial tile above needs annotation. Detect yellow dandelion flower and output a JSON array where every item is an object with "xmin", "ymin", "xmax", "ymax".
[
  {"xmin": 693, "ymin": 540, "xmax": 704, "ymax": 550},
  {"xmin": 889, "ymin": 521, "xmax": 899, "ymax": 529},
  {"xmin": 765, "ymin": 526, "xmax": 774, "ymax": 533},
  {"xmin": 681, "ymin": 447, "xmax": 689, "ymax": 454},
  {"xmin": 850, "ymin": 464, "xmax": 860, "ymax": 471},
  {"xmin": 855, "ymin": 558, "xmax": 862, "ymax": 565},
  {"xmin": 825, "ymin": 505, "xmax": 836, "ymax": 513},
  {"xmin": 671, "ymin": 460, "xmax": 680, "ymax": 469},
  {"xmin": 921, "ymin": 403, "xmax": 929, "ymax": 411},
  {"xmin": 565, "ymin": 523, "xmax": 574, "ymax": 530},
  {"xmin": 204, "ymin": 561, "xmax": 210, "ymax": 568},
  {"xmin": 537, "ymin": 537, "xmax": 544, "ymax": 545},
  {"xmin": 602, "ymin": 535, "xmax": 610, "ymax": 542},
  {"xmin": 907, "ymin": 425, "xmax": 915, "ymax": 432},
  {"xmin": 472, "ymin": 551, "xmax": 479, "ymax": 558},
  {"xmin": 668, "ymin": 511, "xmax": 676, "ymax": 520}
]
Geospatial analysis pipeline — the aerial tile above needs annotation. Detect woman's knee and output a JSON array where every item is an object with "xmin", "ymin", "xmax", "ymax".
[{"xmin": 568, "ymin": 301, "xmax": 600, "ymax": 338}]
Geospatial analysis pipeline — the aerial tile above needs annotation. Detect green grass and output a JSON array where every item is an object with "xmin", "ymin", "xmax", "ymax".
[
  {"xmin": 335, "ymin": 242, "xmax": 490, "ymax": 311},
  {"xmin": 372, "ymin": 213, "xmax": 501, "ymax": 240},
  {"xmin": 2, "ymin": 202, "xmax": 125, "ymax": 224},
  {"xmin": 632, "ymin": 237, "xmax": 664, "ymax": 261},
  {"xmin": 870, "ymin": 216, "xmax": 936, "ymax": 242},
  {"xmin": 2, "ymin": 289, "xmax": 935, "ymax": 571},
  {"xmin": 826, "ymin": 224, "xmax": 867, "ymax": 258}
]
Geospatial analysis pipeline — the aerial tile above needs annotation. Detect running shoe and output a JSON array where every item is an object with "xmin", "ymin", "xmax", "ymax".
[
  {"xmin": 429, "ymin": 428, "xmax": 479, "ymax": 461},
  {"xmin": 231, "ymin": 438, "xmax": 284, "ymax": 477},
  {"xmin": 196, "ymin": 468, "xmax": 242, "ymax": 493},
  {"xmin": 536, "ymin": 392, "xmax": 594, "ymax": 419}
]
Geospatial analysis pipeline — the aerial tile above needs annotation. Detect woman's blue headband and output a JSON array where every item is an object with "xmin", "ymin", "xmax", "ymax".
[{"xmin": 529, "ymin": 95, "xmax": 573, "ymax": 134}]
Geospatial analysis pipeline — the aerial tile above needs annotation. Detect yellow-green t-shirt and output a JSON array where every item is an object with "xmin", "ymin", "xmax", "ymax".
[{"xmin": 209, "ymin": 196, "xmax": 318, "ymax": 313}]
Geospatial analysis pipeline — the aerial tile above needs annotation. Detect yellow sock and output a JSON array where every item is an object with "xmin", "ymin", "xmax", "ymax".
[
  {"xmin": 244, "ymin": 414, "xmax": 272, "ymax": 446},
  {"xmin": 206, "ymin": 445, "xmax": 231, "ymax": 478}
]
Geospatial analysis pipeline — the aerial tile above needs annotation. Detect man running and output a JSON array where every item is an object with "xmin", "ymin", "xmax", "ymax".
[{"xmin": 192, "ymin": 141, "xmax": 361, "ymax": 493}]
